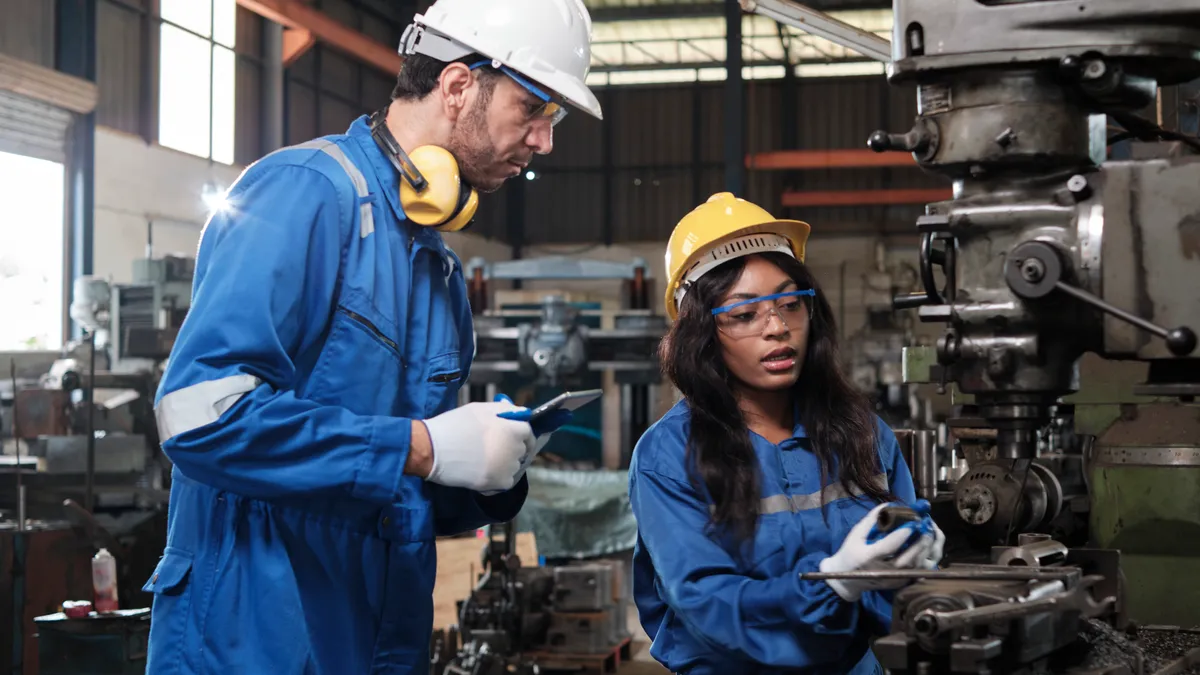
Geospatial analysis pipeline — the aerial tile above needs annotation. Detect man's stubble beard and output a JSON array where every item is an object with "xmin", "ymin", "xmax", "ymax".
[{"xmin": 444, "ymin": 95, "xmax": 504, "ymax": 194}]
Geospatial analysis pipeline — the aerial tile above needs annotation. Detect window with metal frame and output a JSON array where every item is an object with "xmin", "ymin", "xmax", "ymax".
[{"xmin": 158, "ymin": 0, "xmax": 236, "ymax": 164}]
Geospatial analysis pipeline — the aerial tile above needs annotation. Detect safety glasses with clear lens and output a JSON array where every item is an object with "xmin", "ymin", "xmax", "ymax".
[
  {"xmin": 469, "ymin": 60, "xmax": 568, "ymax": 126},
  {"xmin": 711, "ymin": 289, "xmax": 816, "ymax": 338}
]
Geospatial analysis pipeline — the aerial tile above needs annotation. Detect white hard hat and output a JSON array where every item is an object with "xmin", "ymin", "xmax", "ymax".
[{"xmin": 399, "ymin": 0, "xmax": 603, "ymax": 120}]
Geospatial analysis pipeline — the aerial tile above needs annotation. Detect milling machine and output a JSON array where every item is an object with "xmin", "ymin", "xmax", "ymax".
[{"xmin": 741, "ymin": 0, "xmax": 1200, "ymax": 671}]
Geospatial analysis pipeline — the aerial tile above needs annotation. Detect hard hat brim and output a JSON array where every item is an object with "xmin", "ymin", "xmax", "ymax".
[{"xmin": 663, "ymin": 218, "xmax": 811, "ymax": 321}]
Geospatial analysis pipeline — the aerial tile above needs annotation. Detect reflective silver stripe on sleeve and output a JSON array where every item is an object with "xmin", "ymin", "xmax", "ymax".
[
  {"xmin": 754, "ymin": 474, "xmax": 890, "ymax": 515},
  {"xmin": 155, "ymin": 374, "xmax": 261, "ymax": 442},
  {"xmin": 759, "ymin": 494, "xmax": 792, "ymax": 515},
  {"xmin": 288, "ymin": 139, "xmax": 375, "ymax": 239}
]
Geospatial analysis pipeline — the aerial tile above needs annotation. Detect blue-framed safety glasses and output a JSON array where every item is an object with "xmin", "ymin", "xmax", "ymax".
[
  {"xmin": 711, "ymin": 289, "xmax": 816, "ymax": 338},
  {"xmin": 470, "ymin": 59, "xmax": 568, "ymax": 126}
]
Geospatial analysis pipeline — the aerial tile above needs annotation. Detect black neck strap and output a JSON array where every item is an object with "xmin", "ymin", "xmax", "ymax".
[{"xmin": 369, "ymin": 108, "xmax": 428, "ymax": 193}]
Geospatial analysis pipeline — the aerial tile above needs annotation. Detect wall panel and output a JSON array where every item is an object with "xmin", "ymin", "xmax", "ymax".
[
  {"xmin": 525, "ymin": 173, "xmax": 606, "ymax": 245},
  {"xmin": 96, "ymin": 0, "xmax": 145, "ymax": 135},
  {"xmin": 0, "ymin": 0, "xmax": 56, "ymax": 67},
  {"xmin": 235, "ymin": 58, "xmax": 263, "ymax": 165}
]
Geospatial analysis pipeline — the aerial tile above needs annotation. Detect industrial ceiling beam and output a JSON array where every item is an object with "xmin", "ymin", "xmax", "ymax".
[
  {"xmin": 781, "ymin": 187, "xmax": 952, "ymax": 207},
  {"xmin": 588, "ymin": 0, "xmax": 891, "ymax": 22},
  {"xmin": 282, "ymin": 28, "xmax": 316, "ymax": 67},
  {"xmin": 236, "ymin": 0, "xmax": 402, "ymax": 76},
  {"xmin": 747, "ymin": 148, "xmax": 917, "ymax": 169},
  {"xmin": 739, "ymin": 0, "xmax": 892, "ymax": 62},
  {"xmin": 589, "ymin": 57, "xmax": 876, "ymax": 73}
]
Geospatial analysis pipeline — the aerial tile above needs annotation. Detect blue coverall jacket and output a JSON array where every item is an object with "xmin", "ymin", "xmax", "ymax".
[
  {"xmin": 142, "ymin": 115, "xmax": 526, "ymax": 674},
  {"xmin": 629, "ymin": 400, "xmax": 918, "ymax": 675}
]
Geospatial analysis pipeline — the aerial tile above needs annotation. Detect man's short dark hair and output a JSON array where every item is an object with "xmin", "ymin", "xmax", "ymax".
[{"xmin": 391, "ymin": 52, "xmax": 501, "ymax": 102}]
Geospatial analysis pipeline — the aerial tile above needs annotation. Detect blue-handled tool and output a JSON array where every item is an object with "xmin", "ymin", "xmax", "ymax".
[{"xmin": 494, "ymin": 394, "xmax": 574, "ymax": 437}]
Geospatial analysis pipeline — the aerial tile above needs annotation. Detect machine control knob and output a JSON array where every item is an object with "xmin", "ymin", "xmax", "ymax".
[
  {"xmin": 868, "ymin": 129, "xmax": 927, "ymax": 154},
  {"xmin": 1006, "ymin": 241, "xmax": 1198, "ymax": 357},
  {"xmin": 868, "ymin": 119, "xmax": 940, "ymax": 161},
  {"xmin": 1168, "ymin": 327, "xmax": 1199, "ymax": 356}
]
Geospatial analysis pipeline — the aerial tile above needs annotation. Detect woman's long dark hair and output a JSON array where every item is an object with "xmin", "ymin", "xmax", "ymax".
[{"xmin": 660, "ymin": 251, "xmax": 891, "ymax": 546}]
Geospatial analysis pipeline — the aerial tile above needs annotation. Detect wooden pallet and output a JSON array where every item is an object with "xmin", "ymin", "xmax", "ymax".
[{"xmin": 526, "ymin": 637, "xmax": 634, "ymax": 674}]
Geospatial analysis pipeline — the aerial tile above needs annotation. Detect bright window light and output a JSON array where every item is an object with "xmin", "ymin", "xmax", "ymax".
[
  {"xmin": 0, "ymin": 151, "xmax": 65, "ymax": 350},
  {"xmin": 161, "ymin": 0, "xmax": 212, "ymax": 37},
  {"xmin": 158, "ymin": 0, "xmax": 237, "ymax": 164}
]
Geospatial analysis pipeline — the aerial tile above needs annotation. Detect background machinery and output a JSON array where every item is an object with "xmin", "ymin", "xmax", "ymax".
[
  {"xmin": 743, "ymin": 0, "xmax": 1200, "ymax": 672},
  {"xmin": 464, "ymin": 255, "xmax": 667, "ymax": 468},
  {"xmin": 1, "ymin": 255, "xmax": 193, "ymax": 674}
]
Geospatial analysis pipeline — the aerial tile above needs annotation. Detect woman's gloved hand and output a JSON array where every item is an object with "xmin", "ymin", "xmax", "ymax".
[
  {"xmin": 818, "ymin": 502, "xmax": 932, "ymax": 602},
  {"xmin": 908, "ymin": 499, "xmax": 946, "ymax": 570}
]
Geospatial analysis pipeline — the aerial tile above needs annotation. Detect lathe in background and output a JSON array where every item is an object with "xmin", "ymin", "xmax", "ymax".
[
  {"xmin": 463, "ymin": 255, "xmax": 668, "ymax": 469},
  {"xmin": 0, "ymin": 254, "xmax": 191, "ymax": 674}
]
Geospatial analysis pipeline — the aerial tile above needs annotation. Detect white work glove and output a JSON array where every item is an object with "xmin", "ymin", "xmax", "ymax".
[
  {"xmin": 918, "ymin": 519, "xmax": 946, "ymax": 570},
  {"xmin": 422, "ymin": 400, "xmax": 536, "ymax": 493},
  {"xmin": 818, "ymin": 502, "xmax": 936, "ymax": 602}
]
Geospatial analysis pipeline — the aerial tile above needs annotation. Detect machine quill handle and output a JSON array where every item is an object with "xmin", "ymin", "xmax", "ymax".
[
  {"xmin": 1005, "ymin": 240, "xmax": 1197, "ymax": 356},
  {"xmin": 1053, "ymin": 281, "xmax": 1197, "ymax": 356}
]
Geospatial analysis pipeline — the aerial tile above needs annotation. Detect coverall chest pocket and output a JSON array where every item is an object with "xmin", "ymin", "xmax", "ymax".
[
  {"xmin": 307, "ymin": 304, "xmax": 404, "ymax": 416},
  {"xmin": 142, "ymin": 547, "xmax": 196, "ymax": 672},
  {"xmin": 423, "ymin": 350, "xmax": 462, "ymax": 418}
]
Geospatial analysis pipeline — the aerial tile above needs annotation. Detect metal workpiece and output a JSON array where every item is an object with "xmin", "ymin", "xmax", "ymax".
[{"xmin": 995, "ymin": 538, "xmax": 1070, "ymax": 567}]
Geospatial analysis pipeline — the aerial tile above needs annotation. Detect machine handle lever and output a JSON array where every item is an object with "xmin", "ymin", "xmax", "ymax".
[
  {"xmin": 1053, "ymin": 281, "xmax": 1197, "ymax": 356},
  {"xmin": 892, "ymin": 292, "xmax": 935, "ymax": 310},
  {"xmin": 1005, "ymin": 240, "xmax": 1197, "ymax": 357},
  {"xmin": 868, "ymin": 129, "xmax": 927, "ymax": 154}
]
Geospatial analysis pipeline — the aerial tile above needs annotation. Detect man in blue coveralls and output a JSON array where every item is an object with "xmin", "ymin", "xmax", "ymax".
[{"xmin": 141, "ymin": 0, "xmax": 604, "ymax": 672}]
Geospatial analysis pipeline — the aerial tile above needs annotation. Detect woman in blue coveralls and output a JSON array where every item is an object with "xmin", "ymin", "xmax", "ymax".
[{"xmin": 628, "ymin": 193, "xmax": 946, "ymax": 675}]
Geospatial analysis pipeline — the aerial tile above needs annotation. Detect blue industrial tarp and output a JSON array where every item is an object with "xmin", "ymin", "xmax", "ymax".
[{"xmin": 517, "ymin": 467, "xmax": 638, "ymax": 559}]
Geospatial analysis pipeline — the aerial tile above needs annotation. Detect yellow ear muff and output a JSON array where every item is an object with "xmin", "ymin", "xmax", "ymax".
[{"xmin": 398, "ymin": 145, "xmax": 478, "ymax": 232}]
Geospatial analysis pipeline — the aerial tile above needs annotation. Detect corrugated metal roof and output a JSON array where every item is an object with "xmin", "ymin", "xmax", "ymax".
[
  {"xmin": 590, "ymin": 11, "xmax": 890, "ymax": 69},
  {"xmin": 517, "ymin": 76, "xmax": 944, "ymax": 246}
]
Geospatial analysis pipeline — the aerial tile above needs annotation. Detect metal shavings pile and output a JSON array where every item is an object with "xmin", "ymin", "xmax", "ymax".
[
  {"xmin": 1077, "ymin": 618, "xmax": 1149, "ymax": 673},
  {"xmin": 1074, "ymin": 620, "xmax": 1200, "ymax": 675},
  {"xmin": 1137, "ymin": 628, "xmax": 1200, "ymax": 675}
]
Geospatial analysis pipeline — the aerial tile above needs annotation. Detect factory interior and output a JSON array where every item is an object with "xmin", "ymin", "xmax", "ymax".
[{"xmin": 2, "ymin": 0, "xmax": 1200, "ymax": 673}]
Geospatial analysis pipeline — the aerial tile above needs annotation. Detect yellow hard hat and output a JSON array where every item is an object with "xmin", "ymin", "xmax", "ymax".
[{"xmin": 663, "ymin": 192, "xmax": 810, "ymax": 321}]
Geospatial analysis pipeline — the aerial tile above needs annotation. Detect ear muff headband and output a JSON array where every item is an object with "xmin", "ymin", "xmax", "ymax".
[{"xmin": 368, "ymin": 109, "xmax": 477, "ymax": 232}]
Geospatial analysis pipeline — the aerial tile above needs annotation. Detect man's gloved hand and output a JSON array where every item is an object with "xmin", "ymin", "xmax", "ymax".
[
  {"xmin": 818, "ymin": 502, "xmax": 927, "ymax": 602},
  {"xmin": 422, "ymin": 399, "xmax": 536, "ymax": 493},
  {"xmin": 496, "ymin": 394, "xmax": 574, "ymax": 480}
]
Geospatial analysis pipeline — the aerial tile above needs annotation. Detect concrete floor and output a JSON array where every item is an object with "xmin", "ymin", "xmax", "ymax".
[{"xmin": 623, "ymin": 642, "xmax": 670, "ymax": 674}]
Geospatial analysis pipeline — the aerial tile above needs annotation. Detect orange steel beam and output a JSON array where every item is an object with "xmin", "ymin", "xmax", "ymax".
[
  {"xmin": 282, "ymin": 28, "xmax": 315, "ymax": 67},
  {"xmin": 237, "ymin": 0, "xmax": 402, "ymax": 76},
  {"xmin": 781, "ymin": 188, "xmax": 952, "ymax": 207},
  {"xmin": 747, "ymin": 149, "xmax": 919, "ymax": 170}
]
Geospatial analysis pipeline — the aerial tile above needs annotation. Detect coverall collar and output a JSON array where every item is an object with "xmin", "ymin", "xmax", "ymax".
[
  {"xmin": 347, "ymin": 115, "xmax": 446, "ymax": 253},
  {"xmin": 747, "ymin": 399, "xmax": 809, "ymax": 449}
]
